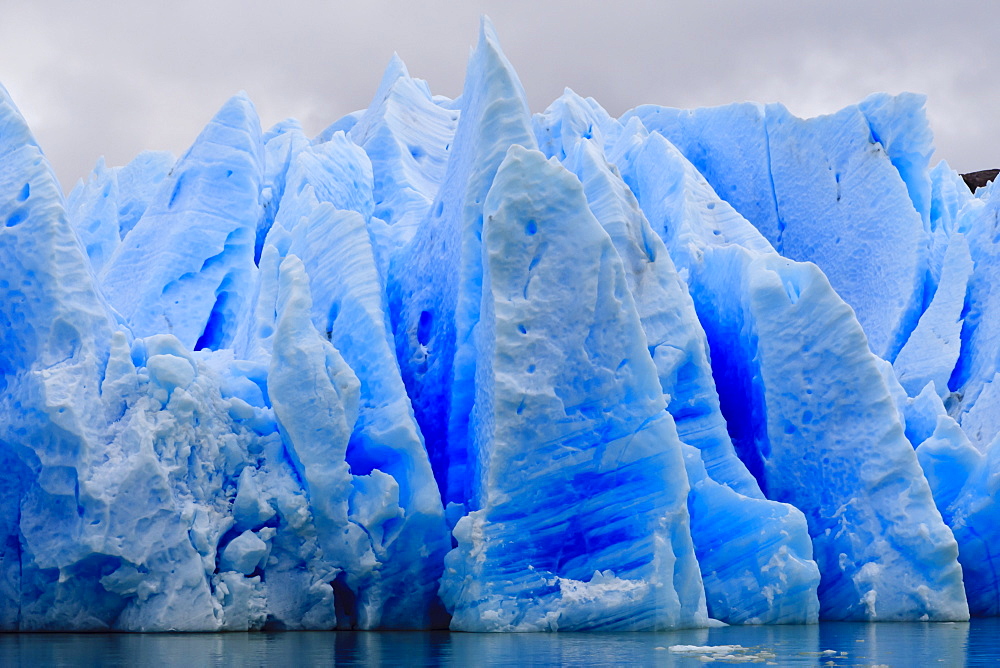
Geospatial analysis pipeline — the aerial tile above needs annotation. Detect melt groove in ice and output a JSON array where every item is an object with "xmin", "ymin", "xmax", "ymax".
[{"xmin": 1, "ymin": 18, "xmax": 998, "ymax": 631}]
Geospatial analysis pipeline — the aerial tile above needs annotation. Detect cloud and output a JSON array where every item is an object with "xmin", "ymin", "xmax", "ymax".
[{"xmin": 1, "ymin": 0, "xmax": 997, "ymax": 189}]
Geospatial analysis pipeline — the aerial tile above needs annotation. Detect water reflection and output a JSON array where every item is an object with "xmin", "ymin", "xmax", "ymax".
[{"xmin": 1, "ymin": 620, "xmax": 994, "ymax": 666}]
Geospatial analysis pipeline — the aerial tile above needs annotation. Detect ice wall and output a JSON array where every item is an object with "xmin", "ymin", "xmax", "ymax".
[{"xmin": 2, "ymin": 19, "xmax": 999, "ymax": 630}]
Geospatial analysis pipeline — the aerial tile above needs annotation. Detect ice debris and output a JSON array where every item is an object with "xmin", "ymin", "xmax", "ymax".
[{"xmin": 1, "ymin": 18, "xmax": 998, "ymax": 631}]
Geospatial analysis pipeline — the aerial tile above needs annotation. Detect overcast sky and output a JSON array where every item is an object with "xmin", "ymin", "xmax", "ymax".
[{"xmin": 1, "ymin": 1, "xmax": 997, "ymax": 191}]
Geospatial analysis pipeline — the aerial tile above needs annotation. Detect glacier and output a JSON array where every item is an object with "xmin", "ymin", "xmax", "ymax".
[{"xmin": 2, "ymin": 18, "xmax": 1000, "ymax": 630}]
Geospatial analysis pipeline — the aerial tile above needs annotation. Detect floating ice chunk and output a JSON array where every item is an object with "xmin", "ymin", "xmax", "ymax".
[{"xmin": 669, "ymin": 645, "xmax": 746, "ymax": 654}]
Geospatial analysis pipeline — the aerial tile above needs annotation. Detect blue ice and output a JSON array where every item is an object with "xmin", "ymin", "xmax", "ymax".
[{"xmin": 3, "ymin": 19, "xmax": 1000, "ymax": 631}]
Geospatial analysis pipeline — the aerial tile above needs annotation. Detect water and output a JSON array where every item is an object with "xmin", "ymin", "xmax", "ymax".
[{"xmin": 3, "ymin": 620, "xmax": 1000, "ymax": 666}]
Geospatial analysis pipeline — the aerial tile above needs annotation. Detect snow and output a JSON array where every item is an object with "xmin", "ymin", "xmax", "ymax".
[{"xmin": 1, "ymin": 18, "xmax": 999, "ymax": 631}]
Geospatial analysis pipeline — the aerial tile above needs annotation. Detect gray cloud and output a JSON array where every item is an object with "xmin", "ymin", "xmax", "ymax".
[{"xmin": 1, "ymin": 1, "xmax": 997, "ymax": 190}]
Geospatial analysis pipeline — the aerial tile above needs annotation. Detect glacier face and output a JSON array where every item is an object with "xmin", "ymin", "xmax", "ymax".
[{"xmin": 2, "ymin": 18, "xmax": 1000, "ymax": 630}]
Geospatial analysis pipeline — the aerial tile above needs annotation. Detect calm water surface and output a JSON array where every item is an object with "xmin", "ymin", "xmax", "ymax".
[{"xmin": 3, "ymin": 620, "xmax": 1000, "ymax": 666}]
